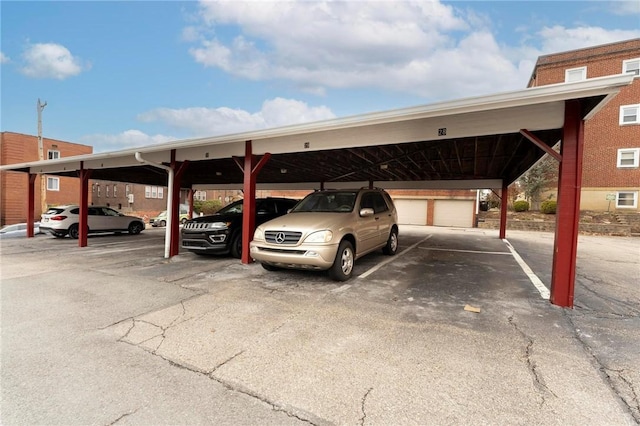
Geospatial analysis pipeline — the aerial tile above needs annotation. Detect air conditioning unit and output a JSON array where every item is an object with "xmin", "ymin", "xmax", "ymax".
[{"xmin": 127, "ymin": 194, "xmax": 134, "ymax": 203}]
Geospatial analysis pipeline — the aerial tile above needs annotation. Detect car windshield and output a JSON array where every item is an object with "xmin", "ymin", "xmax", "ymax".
[
  {"xmin": 291, "ymin": 191, "xmax": 357, "ymax": 213},
  {"xmin": 217, "ymin": 200, "xmax": 243, "ymax": 214}
]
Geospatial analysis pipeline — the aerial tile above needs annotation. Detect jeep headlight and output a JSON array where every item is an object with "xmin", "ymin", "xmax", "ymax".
[
  {"xmin": 211, "ymin": 221, "xmax": 231, "ymax": 229},
  {"xmin": 304, "ymin": 230, "xmax": 333, "ymax": 243},
  {"xmin": 253, "ymin": 227, "xmax": 264, "ymax": 240}
]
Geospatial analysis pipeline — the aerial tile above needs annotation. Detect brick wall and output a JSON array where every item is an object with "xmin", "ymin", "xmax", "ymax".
[
  {"xmin": 1, "ymin": 132, "xmax": 92, "ymax": 225},
  {"xmin": 529, "ymin": 39, "xmax": 640, "ymax": 211}
]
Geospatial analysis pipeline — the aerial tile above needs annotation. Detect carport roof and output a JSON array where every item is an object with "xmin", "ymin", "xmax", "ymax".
[{"xmin": 2, "ymin": 74, "xmax": 634, "ymax": 190}]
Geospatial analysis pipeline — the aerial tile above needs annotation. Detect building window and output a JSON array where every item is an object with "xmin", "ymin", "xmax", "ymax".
[
  {"xmin": 620, "ymin": 105, "xmax": 640, "ymax": 125},
  {"xmin": 106, "ymin": 185, "xmax": 110, "ymax": 198},
  {"xmin": 145, "ymin": 186, "xmax": 164, "ymax": 199},
  {"xmin": 617, "ymin": 148, "xmax": 640, "ymax": 168},
  {"xmin": 623, "ymin": 58, "xmax": 640, "ymax": 76},
  {"xmin": 97, "ymin": 185, "xmax": 101, "ymax": 197},
  {"xmin": 565, "ymin": 67, "xmax": 586, "ymax": 82},
  {"xmin": 46, "ymin": 177, "xmax": 59, "ymax": 191},
  {"xmin": 617, "ymin": 192, "xmax": 638, "ymax": 209},
  {"xmin": 92, "ymin": 183, "xmax": 96, "ymax": 193},
  {"xmin": 48, "ymin": 150, "xmax": 60, "ymax": 160},
  {"xmin": 194, "ymin": 190, "xmax": 207, "ymax": 201},
  {"xmin": 113, "ymin": 185, "xmax": 117, "ymax": 197}
]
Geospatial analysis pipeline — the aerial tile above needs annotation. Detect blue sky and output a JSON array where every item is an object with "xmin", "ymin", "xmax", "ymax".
[{"xmin": 1, "ymin": 1, "xmax": 639, "ymax": 153}]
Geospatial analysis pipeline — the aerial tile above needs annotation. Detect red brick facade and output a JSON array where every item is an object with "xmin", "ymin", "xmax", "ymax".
[
  {"xmin": 529, "ymin": 39, "xmax": 640, "ymax": 211},
  {"xmin": 1, "ymin": 132, "xmax": 93, "ymax": 225}
]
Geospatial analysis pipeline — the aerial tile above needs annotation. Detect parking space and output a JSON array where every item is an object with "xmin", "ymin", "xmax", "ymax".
[{"xmin": 1, "ymin": 227, "xmax": 638, "ymax": 424}]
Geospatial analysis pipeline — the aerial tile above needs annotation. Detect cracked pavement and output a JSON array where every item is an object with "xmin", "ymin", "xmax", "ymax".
[{"xmin": 1, "ymin": 226, "xmax": 638, "ymax": 424}]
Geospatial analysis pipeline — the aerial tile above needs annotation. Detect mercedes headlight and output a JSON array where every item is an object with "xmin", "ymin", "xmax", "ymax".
[{"xmin": 304, "ymin": 230, "xmax": 333, "ymax": 243}]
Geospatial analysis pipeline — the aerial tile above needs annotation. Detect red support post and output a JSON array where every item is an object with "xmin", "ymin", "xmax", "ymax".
[
  {"xmin": 78, "ymin": 164, "xmax": 91, "ymax": 248},
  {"xmin": 499, "ymin": 181, "xmax": 508, "ymax": 240},
  {"xmin": 242, "ymin": 141, "xmax": 257, "ymax": 264},
  {"xmin": 188, "ymin": 188, "xmax": 194, "ymax": 220},
  {"xmin": 27, "ymin": 174, "xmax": 37, "ymax": 237},
  {"xmin": 241, "ymin": 141, "xmax": 271, "ymax": 264},
  {"xmin": 550, "ymin": 100, "xmax": 584, "ymax": 308}
]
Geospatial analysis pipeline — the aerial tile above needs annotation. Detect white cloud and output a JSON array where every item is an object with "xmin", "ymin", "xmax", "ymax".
[
  {"xmin": 79, "ymin": 130, "xmax": 177, "ymax": 153},
  {"xmin": 20, "ymin": 43, "xmax": 88, "ymax": 80},
  {"xmin": 138, "ymin": 97, "xmax": 336, "ymax": 136},
  {"xmin": 0, "ymin": 52, "xmax": 9, "ymax": 64},
  {"xmin": 609, "ymin": 0, "xmax": 640, "ymax": 15},
  {"xmin": 536, "ymin": 26, "xmax": 640, "ymax": 54},
  {"xmin": 82, "ymin": 98, "xmax": 334, "ymax": 152},
  {"xmin": 186, "ymin": 0, "xmax": 640, "ymax": 101}
]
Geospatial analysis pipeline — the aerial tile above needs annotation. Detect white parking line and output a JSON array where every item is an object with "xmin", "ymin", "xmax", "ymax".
[
  {"xmin": 358, "ymin": 234, "xmax": 433, "ymax": 279},
  {"xmin": 503, "ymin": 239, "xmax": 550, "ymax": 300}
]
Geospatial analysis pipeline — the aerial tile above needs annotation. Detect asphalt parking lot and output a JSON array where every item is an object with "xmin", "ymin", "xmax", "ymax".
[{"xmin": 1, "ymin": 226, "xmax": 638, "ymax": 425}]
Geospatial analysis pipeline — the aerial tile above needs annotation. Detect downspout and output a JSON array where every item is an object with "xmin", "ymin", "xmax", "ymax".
[{"xmin": 135, "ymin": 152, "xmax": 173, "ymax": 259}]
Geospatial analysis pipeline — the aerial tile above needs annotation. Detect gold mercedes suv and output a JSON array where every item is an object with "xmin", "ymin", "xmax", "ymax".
[{"xmin": 250, "ymin": 188, "xmax": 398, "ymax": 281}]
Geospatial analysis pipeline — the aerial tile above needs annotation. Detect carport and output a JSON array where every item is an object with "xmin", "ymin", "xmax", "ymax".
[{"xmin": 2, "ymin": 74, "xmax": 634, "ymax": 308}]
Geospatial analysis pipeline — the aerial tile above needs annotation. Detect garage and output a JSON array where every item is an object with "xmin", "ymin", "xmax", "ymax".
[
  {"xmin": 433, "ymin": 200, "xmax": 474, "ymax": 228},
  {"xmin": 394, "ymin": 199, "xmax": 428, "ymax": 225}
]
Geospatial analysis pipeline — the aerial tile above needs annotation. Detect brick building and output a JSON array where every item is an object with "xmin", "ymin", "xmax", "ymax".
[
  {"xmin": 0, "ymin": 132, "xmax": 93, "ymax": 226},
  {"xmin": 528, "ymin": 38, "xmax": 640, "ymax": 211}
]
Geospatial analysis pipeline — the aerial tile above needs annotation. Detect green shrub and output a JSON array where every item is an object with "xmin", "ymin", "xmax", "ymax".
[
  {"xmin": 194, "ymin": 200, "xmax": 223, "ymax": 215},
  {"xmin": 513, "ymin": 200, "xmax": 530, "ymax": 212},
  {"xmin": 541, "ymin": 200, "xmax": 557, "ymax": 214}
]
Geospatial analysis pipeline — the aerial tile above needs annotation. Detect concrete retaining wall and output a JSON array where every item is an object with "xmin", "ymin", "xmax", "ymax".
[{"xmin": 478, "ymin": 219, "xmax": 631, "ymax": 236}]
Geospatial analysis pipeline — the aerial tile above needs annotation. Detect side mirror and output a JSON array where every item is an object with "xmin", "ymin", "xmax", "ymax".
[{"xmin": 359, "ymin": 208, "xmax": 374, "ymax": 217}]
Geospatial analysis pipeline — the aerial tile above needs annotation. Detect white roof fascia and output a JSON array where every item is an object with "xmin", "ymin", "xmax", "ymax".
[{"xmin": 1, "ymin": 73, "xmax": 633, "ymax": 174}]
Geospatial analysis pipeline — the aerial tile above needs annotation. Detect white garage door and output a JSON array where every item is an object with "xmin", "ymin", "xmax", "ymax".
[
  {"xmin": 395, "ymin": 199, "xmax": 428, "ymax": 225},
  {"xmin": 433, "ymin": 200, "xmax": 474, "ymax": 227}
]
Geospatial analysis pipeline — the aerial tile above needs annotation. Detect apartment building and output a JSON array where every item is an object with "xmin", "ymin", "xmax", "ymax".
[
  {"xmin": 0, "ymin": 132, "xmax": 93, "ymax": 226},
  {"xmin": 528, "ymin": 38, "xmax": 640, "ymax": 211}
]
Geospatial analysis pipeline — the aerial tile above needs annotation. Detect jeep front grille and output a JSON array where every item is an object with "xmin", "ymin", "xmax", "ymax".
[{"xmin": 184, "ymin": 222, "xmax": 209, "ymax": 230}]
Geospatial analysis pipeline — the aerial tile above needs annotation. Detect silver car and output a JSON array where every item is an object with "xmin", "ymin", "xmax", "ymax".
[
  {"xmin": 250, "ymin": 188, "xmax": 398, "ymax": 281},
  {"xmin": 0, "ymin": 222, "xmax": 42, "ymax": 239}
]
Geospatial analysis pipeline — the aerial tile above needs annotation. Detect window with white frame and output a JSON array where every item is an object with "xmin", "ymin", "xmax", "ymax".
[
  {"xmin": 623, "ymin": 58, "xmax": 640, "ymax": 76},
  {"xmin": 617, "ymin": 148, "xmax": 640, "ymax": 168},
  {"xmin": 47, "ymin": 177, "xmax": 59, "ymax": 191},
  {"xmin": 106, "ymin": 185, "xmax": 110, "ymax": 198},
  {"xmin": 194, "ymin": 190, "xmax": 207, "ymax": 201},
  {"xmin": 620, "ymin": 105, "xmax": 640, "ymax": 125},
  {"xmin": 48, "ymin": 150, "xmax": 60, "ymax": 160},
  {"xmin": 113, "ymin": 185, "xmax": 117, "ymax": 197},
  {"xmin": 125, "ymin": 184, "xmax": 130, "ymax": 195},
  {"xmin": 145, "ymin": 185, "xmax": 164, "ymax": 199},
  {"xmin": 565, "ymin": 67, "xmax": 587, "ymax": 82},
  {"xmin": 617, "ymin": 191, "xmax": 638, "ymax": 208}
]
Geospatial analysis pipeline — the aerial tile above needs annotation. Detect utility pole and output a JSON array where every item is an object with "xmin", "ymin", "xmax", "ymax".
[{"xmin": 37, "ymin": 98, "xmax": 47, "ymax": 215}]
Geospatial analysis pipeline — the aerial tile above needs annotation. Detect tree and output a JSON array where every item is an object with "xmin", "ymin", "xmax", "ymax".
[{"xmin": 518, "ymin": 154, "xmax": 559, "ymax": 210}]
